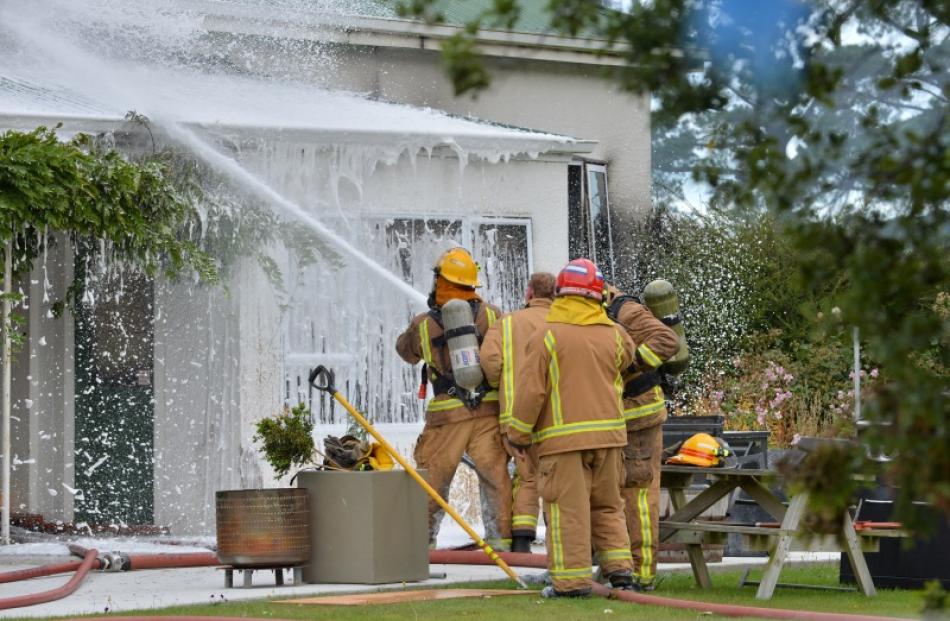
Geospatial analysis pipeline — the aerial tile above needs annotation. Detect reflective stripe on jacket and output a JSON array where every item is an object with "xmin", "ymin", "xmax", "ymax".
[
  {"xmin": 395, "ymin": 300, "xmax": 500, "ymax": 426},
  {"xmin": 480, "ymin": 298, "xmax": 552, "ymax": 429},
  {"xmin": 614, "ymin": 298, "xmax": 679, "ymax": 431},
  {"xmin": 507, "ymin": 297, "xmax": 635, "ymax": 457}
]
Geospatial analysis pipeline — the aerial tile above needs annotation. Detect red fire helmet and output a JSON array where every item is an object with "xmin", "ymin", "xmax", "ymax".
[{"xmin": 556, "ymin": 258, "xmax": 605, "ymax": 301}]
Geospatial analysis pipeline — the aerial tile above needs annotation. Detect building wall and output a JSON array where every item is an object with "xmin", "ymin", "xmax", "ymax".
[
  {"xmin": 2, "ymin": 132, "xmax": 569, "ymax": 534},
  {"xmin": 152, "ymin": 277, "xmax": 247, "ymax": 533},
  {"xmin": 165, "ymin": 147, "xmax": 567, "ymax": 533},
  {"xmin": 213, "ymin": 35, "xmax": 652, "ymax": 222},
  {"xmin": 8, "ymin": 238, "xmax": 75, "ymax": 523},
  {"xmin": 372, "ymin": 48, "xmax": 652, "ymax": 221}
]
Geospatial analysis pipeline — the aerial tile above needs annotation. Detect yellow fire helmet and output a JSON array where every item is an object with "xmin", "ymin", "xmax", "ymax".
[
  {"xmin": 666, "ymin": 432, "xmax": 731, "ymax": 468},
  {"xmin": 434, "ymin": 247, "xmax": 481, "ymax": 288},
  {"xmin": 367, "ymin": 443, "xmax": 395, "ymax": 471}
]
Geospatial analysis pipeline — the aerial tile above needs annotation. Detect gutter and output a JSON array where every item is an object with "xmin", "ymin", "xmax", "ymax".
[
  {"xmin": 0, "ymin": 113, "xmax": 597, "ymax": 160},
  {"xmin": 191, "ymin": 3, "xmax": 625, "ymax": 67}
]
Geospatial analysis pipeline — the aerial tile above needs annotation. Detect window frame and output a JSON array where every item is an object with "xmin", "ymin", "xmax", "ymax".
[
  {"xmin": 280, "ymin": 213, "xmax": 534, "ymax": 421},
  {"xmin": 583, "ymin": 161, "xmax": 616, "ymax": 280}
]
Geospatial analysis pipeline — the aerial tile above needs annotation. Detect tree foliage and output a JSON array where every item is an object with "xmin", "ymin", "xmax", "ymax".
[
  {"xmin": 399, "ymin": 0, "xmax": 949, "ymax": 529},
  {"xmin": 0, "ymin": 126, "xmax": 215, "ymax": 283}
]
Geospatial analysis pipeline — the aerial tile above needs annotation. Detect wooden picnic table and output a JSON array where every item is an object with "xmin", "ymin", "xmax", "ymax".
[{"xmin": 659, "ymin": 465, "xmax": 904, "ymax": 600}]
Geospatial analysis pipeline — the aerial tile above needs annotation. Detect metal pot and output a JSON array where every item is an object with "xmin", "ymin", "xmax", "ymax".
[{"xmin": 215, "ymin": 488, "xmax": 311, "ymax": 568}]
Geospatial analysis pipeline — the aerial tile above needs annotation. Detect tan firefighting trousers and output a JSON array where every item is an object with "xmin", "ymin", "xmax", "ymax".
[
  {"xmin": 503, "ymin": 436, "xmax": 539, "ymax": 538},
  {"xmin": 413, "ymin": 416, "xmax": 512, "ymax": 547},
  {"xmin": 621, "ymin": 423, "xmax": 663, "ymax": 585},
  {"xmin": 537, "ymin": 447, "xmax": 633, "ymax": 593}
]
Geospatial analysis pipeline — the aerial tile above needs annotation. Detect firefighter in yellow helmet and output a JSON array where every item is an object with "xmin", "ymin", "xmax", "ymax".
[
  {"xmin": 605, "ymin": 285, "xmax": 680, "ymax": 591},
  {"xmin": 508, "ymin": 259, "xmax": 636, "ymax": 597},
  {"xmin": 395, "ymin": 247, "xmax": 512, "ymax": 549},
  {"xmin": 480, "ymin": 271, "xmax": 557, "ymax": 553}
]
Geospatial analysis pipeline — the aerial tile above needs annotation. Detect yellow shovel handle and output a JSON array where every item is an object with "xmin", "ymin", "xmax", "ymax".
[{"xmin": 327, "ymin": 388, "xmax": 527, "ymax": 589}]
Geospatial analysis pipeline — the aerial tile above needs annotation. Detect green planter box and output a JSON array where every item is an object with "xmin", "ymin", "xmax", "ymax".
[{"xmin": 295, "ymin": 470, "xmax": 429, "ymax": 584}]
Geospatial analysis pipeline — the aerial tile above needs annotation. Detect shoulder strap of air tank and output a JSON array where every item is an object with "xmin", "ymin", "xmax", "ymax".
[
  {"xmin": 468, "ymin": 300, "xmax": 486, "ymax": 343},
  {"xmin": 427, "ymin": 307, "xmax": 447, "ymax": 350},
  {"xmin": 606, "ymin": 295, "xmax": 637, "ymax": 323}
]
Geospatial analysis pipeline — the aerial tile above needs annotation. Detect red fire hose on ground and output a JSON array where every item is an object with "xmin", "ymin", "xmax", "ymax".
[
  {"xmin": 0, "ymin": 546, "xmax": 915, "ymax": 620},
  {"xmin": 0, "ymin": 559, "xmax": 85, "ymax": 584},
  {"xmin": 589, "ymin": 581, "xmax": 915, "ymax": 621},
  {"xmin": 429, "ymin": 549, "xmax": 548, "ymax": 569},
  {"xmin": 0, "ymin": 544, "xmax": 220, "ymax": 611},
  {"xmin": 434, "ymin": 550, "xmax": 915, "ymax": 621},
  {"xmin": 0, "ymin": 548, "xmax": 100, "ymax": 611}
]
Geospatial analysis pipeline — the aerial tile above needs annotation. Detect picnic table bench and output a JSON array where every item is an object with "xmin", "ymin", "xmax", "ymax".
[{"xmin": 659, "ymin": 465, "xmax": 905, "ymax": 600}]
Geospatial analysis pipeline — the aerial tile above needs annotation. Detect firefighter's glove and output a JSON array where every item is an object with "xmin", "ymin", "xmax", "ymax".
[
  {"xmin": 662, "ymin": 441, "xmax": 683, "ymax": 462},
  {"xmin": 323, "ymin": 435, "xmax": 371, "ymax": 470}
]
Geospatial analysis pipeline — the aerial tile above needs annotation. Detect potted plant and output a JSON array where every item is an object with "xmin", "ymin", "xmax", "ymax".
[
  {"xmin": 251, "ymin": 401, "xmax": 428, "ymax": 585},
  {"xmin": 253, "ymin": 402, "xmax": 317, "ymax": 480}
]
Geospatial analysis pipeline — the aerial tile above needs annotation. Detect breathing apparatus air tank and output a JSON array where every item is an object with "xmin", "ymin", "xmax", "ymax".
[
  {"xmin": 642, "ymin": 279, "xmax": 690, "ymax": 375},
  {"xmin": 440, "ymin": 298, "xmax": 485, "ymax": 392}
]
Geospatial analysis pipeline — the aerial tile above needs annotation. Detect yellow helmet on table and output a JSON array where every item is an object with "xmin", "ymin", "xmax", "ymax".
[{"xmin": 666, "ymin": 432, "xmax": 730, "ymax": 468}]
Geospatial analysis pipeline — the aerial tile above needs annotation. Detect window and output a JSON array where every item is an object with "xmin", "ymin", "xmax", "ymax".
[
  {"xmin": 567, "ymin": 161, "xmax": 616, "ymax": 281},
  {"xmin": 283, "ymin": 215, "xmax": 532, "ymax": 424}
]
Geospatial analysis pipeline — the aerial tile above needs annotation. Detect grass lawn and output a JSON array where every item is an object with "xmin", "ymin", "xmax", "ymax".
[{"xmin": 24, "ymin": 563, "xmax": 925, "ymax": 621}]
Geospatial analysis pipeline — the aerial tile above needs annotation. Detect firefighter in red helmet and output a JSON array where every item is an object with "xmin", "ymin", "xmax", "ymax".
[{"xmin": 508, "ymin": 259, "xmax": 636, "ymax": 597}]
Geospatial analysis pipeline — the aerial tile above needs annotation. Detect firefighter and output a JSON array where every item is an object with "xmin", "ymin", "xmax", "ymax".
[
  {"xmin": 480, "ymin": 271, "xmax": 556, "ymax": 553},
  {"xmin": 508, "ymin": 259, "xmax": 636, "ymax": 597},
  {"xmin": 605, "ymin": 285, "xmax": 680, "ymax": 591},
  {"xmin": 395, "ymin": 247, "xmax": 512, "ymax": 549}
]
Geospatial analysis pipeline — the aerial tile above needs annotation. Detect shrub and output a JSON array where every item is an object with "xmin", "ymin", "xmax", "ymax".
[
  {"xmin": 614, "ymin": 207, "xmax": 886, "ymax": 446},
  {"xmin": 253, "ymin": 403, "xmax": 315, "ymax": 480}
]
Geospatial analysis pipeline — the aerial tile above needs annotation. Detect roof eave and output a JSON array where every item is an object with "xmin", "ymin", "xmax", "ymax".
[
  {"xmin": 0, "ymin": 113, "xmax": 597, "ymax": 160},
  {"xmin": 197, "ymin": 7, "xmax": 626, "ymax": 67}
]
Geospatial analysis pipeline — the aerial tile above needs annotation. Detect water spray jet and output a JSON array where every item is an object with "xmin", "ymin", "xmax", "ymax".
[{"xmin": 159, "ymin": 120, "xmax": 429, "ymax": 308}]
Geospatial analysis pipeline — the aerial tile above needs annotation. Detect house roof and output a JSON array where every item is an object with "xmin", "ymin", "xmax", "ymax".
[{"xmin": 0, "ymin": 63, "xmax": 593, "ymax": 158}]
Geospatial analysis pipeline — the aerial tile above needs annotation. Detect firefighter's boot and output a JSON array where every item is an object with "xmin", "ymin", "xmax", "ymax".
[
  {"xmin": 607, "ymin": 570, "xmax": 635, "ymax": 591},
  {"xmin": 510, "ymin": 535, "xmax": 533, "ymax": 554}
]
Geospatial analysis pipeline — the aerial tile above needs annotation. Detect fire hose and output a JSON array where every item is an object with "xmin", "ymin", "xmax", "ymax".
[
  {"xmin": 0, "ymin": 559, "xmax": 85, "ymax": 584},
  {"xmin": 0, "ymin": 545, "xmax": 916, "ymax": 620},
  {"xmin": 589, "ymin": 581, "xmax": 915, "ymax": 621},
  {"xmin": 0, "ymin": 545, "xmax": 219, "ymax": 611},
  {"xmin": 429, "ymin": 549, "xmax": 915, "ymax": 621},
  {"xmin": 0, "ymin": 548, "xmax": 99, "ymax": 611}
]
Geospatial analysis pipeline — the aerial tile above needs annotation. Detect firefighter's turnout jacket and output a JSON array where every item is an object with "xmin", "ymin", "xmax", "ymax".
[
  {"xmin": 614, "ymin": 298, "xmax": 680, "ymax": 430},
  {"xmin": 507, "ymin": 296, "xmax": 635, "ymax": 593},
  {"xmin": 396, "ymin": 300, "xmax": 501, "ymax": 425},
  {"xmin": 396, "ymin": 298, "xmax": 511, "ymax": 547},
  {"xmin": 612, "ymin": 295, "xmax": 679, "ymax": 587},
  {"xmin": 481, "ymin": 297, "xmax": 552, "ymax": 430},
  {"xmin": 507, "ymin": 296, "xmax": 635, "ymax": 455},
  {"xmin": 481, "ymin": 296, "xmax": 552, "ymax": 539}
]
